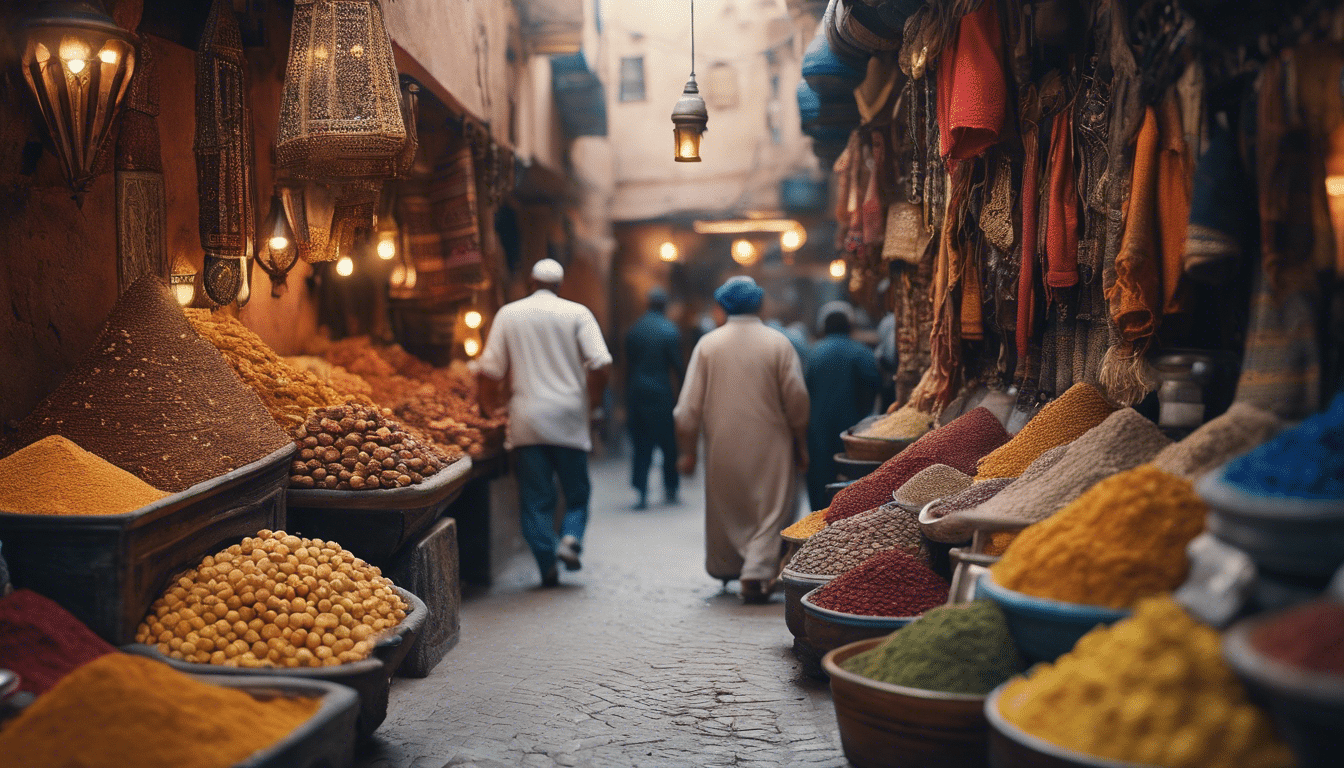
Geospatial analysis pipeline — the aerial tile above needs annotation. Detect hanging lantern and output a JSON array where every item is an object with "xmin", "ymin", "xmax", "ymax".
[
  {"xmin": 276, "ymin": 0, "xmax": 407, "ymax": 181},
  {"xmin": 257, "ymin": 191, "xmax": 299, "ymax": 297},
  {"xmin": 18, "ymin": 1, "xmax": 137, "ymax": 197},
  {"xmin": 280, "ymin": 183, "xmax": 336, "ymax": 262},
  {"xmin": 670, "ymin": 0, "xmax": 707, "ymax": 162},
  {"xmin": 374, "ymin": 189, "xmax": 399, "ymax": 260}
]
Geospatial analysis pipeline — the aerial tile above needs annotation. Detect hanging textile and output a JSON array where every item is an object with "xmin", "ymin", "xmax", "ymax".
[
  {"xmin": 116, "ymin": 40, "xmax": 168, "ymax": 294},
  {"xmin": 1044, "ymin": 107, "xmax": 1080, "ymax": 292},
  {"xmin": 1016, "ymin": 86, "xmax": 1041, "ymax": 372},
  {"xmin": 937, "ymin": 0, "xmax": 1007, "ymax": 162},
  {"xmin": 194, "ymin": 0, "xmax": 254, "ymax": 306},
  {"xmin": 862, "ymin": 132, "xmax": 886, "ymax": 246},
  {"xmin": 1156, "ymin": 92, "xmax": 1191, "ymax": 314},
  {"xmin": 1182, "ymin": 122, "xmax": 1247, "ymax": 282},
  {"xmin": 430, "ymin": 145, "xmax": 484, "ymax": 289}
]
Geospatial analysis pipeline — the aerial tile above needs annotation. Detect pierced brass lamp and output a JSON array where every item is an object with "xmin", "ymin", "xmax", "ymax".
[
  {"xmin": 670, "ymin": 0, "xmax": 706, "ymax": 162},
  {"xmin": 18, "ymin": 1, "xmax": 137, "ymax": 197}
]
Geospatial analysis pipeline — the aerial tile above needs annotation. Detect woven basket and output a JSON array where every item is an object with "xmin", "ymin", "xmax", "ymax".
[{"xmin": 841, "ymin": 429, "xmax": 913, "ymax": 463}]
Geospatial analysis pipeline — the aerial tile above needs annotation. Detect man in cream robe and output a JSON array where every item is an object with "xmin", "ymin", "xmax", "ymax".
[{"xmin": 674, "ymin": 277, "xmax": 810, "ymax": 603}]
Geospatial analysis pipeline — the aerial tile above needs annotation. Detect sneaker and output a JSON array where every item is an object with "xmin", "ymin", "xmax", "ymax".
[
  {"xmin": 541, "ymin": 566, "xmax": 559, "ymax": 588},
  {"xmin": 556, "ymin": 535, "xmax": 582, "ymax": 571}
]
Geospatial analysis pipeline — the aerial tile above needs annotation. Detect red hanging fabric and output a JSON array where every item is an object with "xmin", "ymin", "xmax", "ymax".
[{"xmin": 937, "ymin": 1, "xmax": 1008, "ymax": 162}]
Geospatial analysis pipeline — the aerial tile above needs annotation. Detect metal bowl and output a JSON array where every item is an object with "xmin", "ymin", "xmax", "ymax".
[
  {"xmin": 824, "ymin": 637, "xmax": 990, "ymax": 768},
  {"xmin": 1223, "ymin": 612, "xmax": 1344, "ymax": 768},
  {"xmin": 801, "ymin": 587, "xmax": 916, "ymax": 657},
  {"xmin": 780, "ymin": 568, "xmax": 835, "ymax": 641},
  {"xmin": 975, "ymin": 573, "xmax": 1129, "ymax": 662},
  {"xmin": 1198, "ymin": 468, "xmax": 1344, "ymax": 579}
]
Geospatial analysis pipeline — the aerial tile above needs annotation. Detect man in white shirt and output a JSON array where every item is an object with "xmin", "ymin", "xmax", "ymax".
[{"xmin": 475, "ymin": 259, "xmax": 613, "ymax": 586}]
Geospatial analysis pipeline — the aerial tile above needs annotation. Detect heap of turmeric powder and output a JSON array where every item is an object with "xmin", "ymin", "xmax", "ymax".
[
  {"xmin": 0, "ymin": 436, "xmax": 169, "ymax": 516},
  {"xmin": 998, "ymin": 597, "xmax": 1294, "ymax": 768},
  {"xmin": 0, "ymin": 653, "xmax": 320, "ymax": 768},
  {"xmin": 975, "ymin": 383, "xmax": 1115, "ymax": 479},
  {"xmin": 991, "ymin": 465, "xmax": 1207, "ymax": 608},
  {"xmin": 782, "ymin": 508, "xmax": 828, "ymax": 539}
]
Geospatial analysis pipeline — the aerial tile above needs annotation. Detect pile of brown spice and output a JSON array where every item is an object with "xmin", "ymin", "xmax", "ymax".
[
  {"xmin": 186, "ymin": 310, "xmax": 357, "ymax": 427},
  {"xmin": 0, "ymin": 436, "xmax": 168, "ymax": 516},
  {"xmin": 289, "ymin": 404, "xmax": 459, "ymax": 490},
  {"xmin": 4, "ymin": 277, "xmax": 292, "ymax": 492}
]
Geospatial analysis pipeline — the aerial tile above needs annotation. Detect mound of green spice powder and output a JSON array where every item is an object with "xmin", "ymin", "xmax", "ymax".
[{"xmin": 841, "ymin": 600, "xmax": 1024, "ymax": 694}]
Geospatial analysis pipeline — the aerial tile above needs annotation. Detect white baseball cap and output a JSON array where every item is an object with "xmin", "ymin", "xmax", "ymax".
[{"xmin": 531, "ymin": 258, "xmax": 564, "ymax": 283}]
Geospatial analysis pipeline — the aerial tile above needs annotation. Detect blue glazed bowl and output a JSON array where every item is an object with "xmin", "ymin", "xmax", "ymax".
[{"xmin": 975, "ymin": 573, "xmax": 1129, "ymax": 662}]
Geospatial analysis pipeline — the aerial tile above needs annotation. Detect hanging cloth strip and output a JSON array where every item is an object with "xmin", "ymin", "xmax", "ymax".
[
  {"xmin": 1016, "ymin": 86, "xmax": 1041, "ymax": 369},
  {"xmin": 1044, "ymin": 104, "xmax": 1080, "ymax": 291},
  {"xmin": 1156, "ymin": 91, "xmax": 1191, "ymax": 315},
  {"xmin": 863, "ymin": 131, "xmax": 887, "ymax": 246},
  {"xmin": 1101, "ymin": 106, "xmax": 1161, "ymax": 402},
  {"xmin": 937, "ymin": 0, "xmax": 1007, "ymax": 162},
  {"xmin": 1182, "ymin": 121, "xmax": 1246, "ymax": 282}
]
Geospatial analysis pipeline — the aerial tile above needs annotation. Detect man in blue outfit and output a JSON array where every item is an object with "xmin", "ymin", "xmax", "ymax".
[
  {"xmin": 803, "ymin": 301, "xmax": 881, "ymax": 511},
  {"xmin": 476, "ymin": 259, "xmax": 612, "ymax": 586},
  {"xmin": 624, "ymin": 287, "xmax": 684, "ymax": 509}
]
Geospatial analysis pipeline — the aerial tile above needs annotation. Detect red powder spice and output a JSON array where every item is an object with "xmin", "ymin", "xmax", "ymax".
[
  {"xmin": 0, "ymin": 589, "xmax": 116, "ymax": 695},
  {"xmin": 826, "ymin": 407, "xmax": 1010, "ymax": 524},
  {"xmin": 1251, "ymin": 600, "xmax": 1344, "ymax": 676},
  {"xmin": 810, "ymin": 549, "xmax": 950, "ymax": 617}
]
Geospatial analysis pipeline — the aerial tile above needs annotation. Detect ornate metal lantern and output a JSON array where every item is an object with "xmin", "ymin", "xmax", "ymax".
[
  {"xmin": 276, "ymin": 0, "xmax": 407, "ymax": 181},
  {"xmin": 257, "ymin": 191, "xmax": 299, "ymax": 296},
  {"xmin": 670, "ymin": 0, "xmax": 707, "ymax": 162},
  {"xmin": 18, "ymin": 1, "xmax": 137, "ymax": 197}
]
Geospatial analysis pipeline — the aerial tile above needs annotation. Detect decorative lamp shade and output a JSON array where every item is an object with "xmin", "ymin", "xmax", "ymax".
[
  {"xmin": 170, "ymin": 259, "xmax": 197, "ymax": 307},
  {"xmin": 671, "ymin": 76, "xmax": 707, "ymax": 163},
  {"xmin": 18, "ymin": 1, "xmax": 137, "ymax": 197},
  {"xmin": 257, "ymin": 191, "xmax": 299, "ymax": 296},
  {"xmin": 276, "ymin": 0, "xmax": 407, "ymax": 181}
]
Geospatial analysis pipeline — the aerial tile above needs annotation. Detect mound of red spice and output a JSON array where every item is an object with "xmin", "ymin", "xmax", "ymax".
[
  {"xmin": 0, "ymin": 589, "xmax": 116, "ymax": 695},
  {"xmin": 810, "ymin": 549, "xmax": 950, "ymax": 617},
  {"xmin": 826, "ymin": 407, "xmax": 1010, "ymax": 524},
  {"xmin": 1251, "ymin": 600, "xmax": 1344, "ymax": 676}
]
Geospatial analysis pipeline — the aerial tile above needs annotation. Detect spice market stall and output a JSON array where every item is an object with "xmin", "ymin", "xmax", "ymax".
[{"xmin": 778, "ymin": 0, "xmax": 1344, "ymax": 765}]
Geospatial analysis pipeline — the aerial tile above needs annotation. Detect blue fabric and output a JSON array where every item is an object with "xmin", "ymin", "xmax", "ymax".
[
  {"xmin": 803, "ymin": 334, "xmax": 881, "ymax": 510},
  {"xmin": 514, "ymin": 445, "xmax": 592, "ymax": 576},
  {"xmin": 714, "ymin": 276, "xmax": 764, "ymax": 315},
  {"xmin": 625, "ymin": 311, "xmax": 684, "ymax": 500},
  {"xmin": 802, "ymin": 17, "xmax": 866, "ymax": 95}
]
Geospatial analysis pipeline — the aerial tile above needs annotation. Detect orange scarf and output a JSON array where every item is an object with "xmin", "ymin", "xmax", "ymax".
[{"xmin": 1107, "ymin": 106, "xmax": 1162, "ymax": 344}]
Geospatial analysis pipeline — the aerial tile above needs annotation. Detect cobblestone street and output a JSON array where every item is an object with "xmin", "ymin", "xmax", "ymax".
[{"xmin": 356, "ymin": 456, "xmax": 846, "ymax": 768}]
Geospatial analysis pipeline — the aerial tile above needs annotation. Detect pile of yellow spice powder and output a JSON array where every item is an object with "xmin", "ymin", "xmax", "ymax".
[
  {"xmin": 0, "ymin": 436, "xmax": 169, "ymax": 516},
  {"xmin": 997, "ymin": 597, "xmax": 1294, "ymax": 768}
]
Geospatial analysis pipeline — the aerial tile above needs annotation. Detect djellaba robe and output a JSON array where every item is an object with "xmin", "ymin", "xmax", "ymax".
[{"xmin": 674, "ymin": 315, "xmax": 810, "ymax": 581}]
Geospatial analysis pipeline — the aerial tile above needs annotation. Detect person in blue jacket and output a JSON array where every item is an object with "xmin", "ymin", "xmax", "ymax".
[
  {"xmin": 624, "ymin": 287, "xmax": 685, "ymax": 509},
  {"xmin": 804, "ymin": 301, "xmax": 881, "ymax": 511}
]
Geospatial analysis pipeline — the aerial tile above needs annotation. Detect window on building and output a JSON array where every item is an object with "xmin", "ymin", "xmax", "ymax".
[{"xmin": 619, "ymin": 56, "xmax": 645, "ymax": 102}]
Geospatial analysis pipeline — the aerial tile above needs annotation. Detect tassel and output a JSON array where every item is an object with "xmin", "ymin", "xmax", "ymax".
[{"xmin": 1098, "ymin": 343, "xmax": 1157, "ymax": 407}]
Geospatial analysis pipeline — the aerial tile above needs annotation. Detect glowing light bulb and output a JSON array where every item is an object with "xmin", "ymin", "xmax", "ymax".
[
  {"xmin": 829, "ymin": 259, "xmax": 847, "ymax": 280},
  {"xmin": 336, "ymin": 255, "xmax": 354, "ymax": 276},
  {"xmin": 376, "ymin": 236, "xmax": 396, "ymax": 260},
  {"xmin": 349, "ymin": 44, "xmax": 364, "ymax": 58},
  {"xmin": 98, "ymin": 48, "xmax": 119, "ymax": 65},
  {"xmin": 1327, "ymin": 175, "xmax": 1344, "ymax": 197},
  {"xmin": 58, "ymin": 36, "xmax": 90, "ymax": 63},
  {"xmin": 731, "ymin": 239, "xmax": 757, "ymax": 265},
  {"xmin": 464, "ymin": 310, "xmax": 483, "ymax": 329},
  {"xmin": 390, "ymin": 265, "xmax": 406, "ymax": 287},
  {"xmin": 269, "ymin": 235, "xmax": 291, "ymax": 252},
  {"xmin": 464, "ymin": 338, "xmax": 481, "ymax": 357},
  {"xmin": 781, "ymin": 226, "xmax": 805, "ymax": 252},
  {"xmin": 659, "ymin": 241, "xmax": 678, "ymax": 262},
  {"xmin": 66, "ymin": 58, "xmax": 86, "ymax": 74}
]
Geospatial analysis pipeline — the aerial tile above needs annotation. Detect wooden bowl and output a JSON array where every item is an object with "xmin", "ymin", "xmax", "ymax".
[
  {"xmin": 781, "ymin": 568, "xmax": 834, "ymax": 641},
  {"xmin": 823, "ymin": 637, "xmax": 990, "ymax": 768},
  {"xmin": 985, "ymin": 684, "xmax": 1149, "ymax": 767},
  {"xmin": 801, "ymin": 588, "xmax": 914, "ymax": 657}
]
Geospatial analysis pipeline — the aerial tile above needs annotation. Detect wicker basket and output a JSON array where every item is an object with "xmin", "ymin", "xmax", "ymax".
[{"xmin": 841, "ymin": 429, "xmax": 914, "ymax": 463}]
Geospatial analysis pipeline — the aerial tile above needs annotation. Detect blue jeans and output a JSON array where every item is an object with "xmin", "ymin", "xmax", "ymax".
[{"xmin": 514, "ymin": 445, "xmax": 591, "ymax": 576}]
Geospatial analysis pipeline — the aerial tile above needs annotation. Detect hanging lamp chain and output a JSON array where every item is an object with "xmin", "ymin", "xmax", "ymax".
[{"xmin": 690, "ymin": 0, "xmax": 695, "ymax": 77}]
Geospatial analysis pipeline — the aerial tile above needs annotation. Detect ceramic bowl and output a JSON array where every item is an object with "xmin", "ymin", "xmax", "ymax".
[
  {"xmin": 984, "ymin": 684, "xmax": 1153, "ymax": 767},
  {"xmin": 975, "ymin": 572, "xmax": 1129, "ymax": 662},
  {"xmin": 801, "ymin": 587, "xmax": 916, "ymax": 657}
]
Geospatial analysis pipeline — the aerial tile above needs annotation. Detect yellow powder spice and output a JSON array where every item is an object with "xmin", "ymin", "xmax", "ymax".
[
  {"xmin": 783, "ymin": 508, "xmax": 828, "ymax": 539},
  {"xmin": 975, "ymin": 383, "xmax": 1115, "ymax": 479},
  {"xmin": 998, "ymin": 597, "xmax": 1294, "ymax": 768},
  {"xmin": 186, "ymin": 310, "xmax": 356, "ymax": 427},
  {"xmin": 0, "ymin": 653, "xmax": 320, "ymax": 768},
  {"xmin": 857, "ymin": 405, "xmax": 935, "ymax": 440},
  {"xmin": 991, "ymin": 466, "xmax": 1206, "ymax": 608},
  {"xmin": 0, "ymin": 436, "xmax": 168, "ymax": 516}
]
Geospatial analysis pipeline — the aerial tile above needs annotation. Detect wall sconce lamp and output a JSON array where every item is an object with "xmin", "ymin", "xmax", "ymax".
[
  {"xmin": 18, "ymin": 1, "xmax": 137, "ymax": 199},
  {"xmin": 257, "ymin": 191, "xmax": 299, "ymax": 297},
  {"xmin": 170, "ymin": 258, "xmax": 197, "ymax": 307}
]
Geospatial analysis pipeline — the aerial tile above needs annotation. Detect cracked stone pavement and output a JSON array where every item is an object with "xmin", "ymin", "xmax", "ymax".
[{"xmin": 355, "ymin": 456, "xmax": 847, "ymax": 768}]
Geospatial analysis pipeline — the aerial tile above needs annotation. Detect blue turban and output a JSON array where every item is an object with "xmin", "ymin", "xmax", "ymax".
[{"xmin": 714, "ymin": 276, "xmax": 764, "ymax": 315}]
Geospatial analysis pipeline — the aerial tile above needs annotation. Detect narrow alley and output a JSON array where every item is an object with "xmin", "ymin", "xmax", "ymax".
[{"xmin": 357, "ymin": 456, "xmax": 846, "ymax": 768}]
